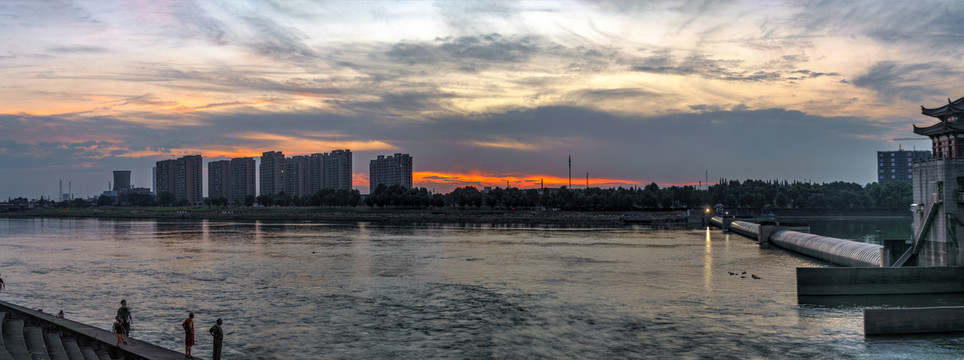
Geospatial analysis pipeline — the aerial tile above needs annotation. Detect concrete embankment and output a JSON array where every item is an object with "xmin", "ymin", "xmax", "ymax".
[{"xmin": 0, "ymin": 299, "xmax": 186, "ymax": 360}]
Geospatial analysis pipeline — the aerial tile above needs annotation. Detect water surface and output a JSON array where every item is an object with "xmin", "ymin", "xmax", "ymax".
[{"xmin": 0, "ymin": 218, "xmax": 961, "ymax": 359}]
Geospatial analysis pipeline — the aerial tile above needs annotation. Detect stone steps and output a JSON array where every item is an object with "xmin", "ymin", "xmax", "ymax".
[
  {"xmin": 2, "ymin": 317, "xmax": 29, "ymax": 360},
  {"xmin": 43, "ymin": 333, "xmax": 68, "ymax": 360},
  {"xmin": 0, "ymin": 315, "xmax": 105, "ymax": 360},
  {"xmin": 24, "ymin": 326, "xmax": 50, "ymax": 360},
  {"xmin": 58, "ymin": 338, "xmax": 83, "ymax": 360},
  {"xmin": 0, "ymin": 301, "xmax": 189, "ymax": 360},
  {"xmin": 0, "ymin": 312, "xmax": 13, "ymax": 360}
]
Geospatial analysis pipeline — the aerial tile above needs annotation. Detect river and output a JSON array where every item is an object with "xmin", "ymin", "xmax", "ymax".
[{"xmin": 1, "ymin": 217, "xmax": 963, "ymax": 359}]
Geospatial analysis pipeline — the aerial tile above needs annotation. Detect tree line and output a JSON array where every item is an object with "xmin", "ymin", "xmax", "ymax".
[{"xmin": 4, "ymin": 179, "xmax": 913, "ymax": 211}]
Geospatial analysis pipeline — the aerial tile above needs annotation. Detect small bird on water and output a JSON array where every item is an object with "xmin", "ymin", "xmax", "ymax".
[{"xmin": 751, "ymin": 274, "xmax": 761, "ymax": 279}]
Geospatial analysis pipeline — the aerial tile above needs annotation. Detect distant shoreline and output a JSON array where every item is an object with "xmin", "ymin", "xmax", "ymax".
[
  {"xmin": 0, "ymin": 207, "xmax": 699, "ymax": 226},
  {"xmin": 0, "ymin": 207, "xmax": 911, "ymax": 226}
]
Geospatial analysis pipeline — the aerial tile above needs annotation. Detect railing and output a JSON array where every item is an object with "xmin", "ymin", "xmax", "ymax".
[{"xmin": 893, "ymin": 201, "xmax": 941, "ymax": 267}]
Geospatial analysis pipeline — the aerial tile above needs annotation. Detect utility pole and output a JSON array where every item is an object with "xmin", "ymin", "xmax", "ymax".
[
  {"xmin": 568, "ymin": 154, "xmax": 571, "ymax": 188},
  {"xmin": 586, "ymin": 172, "xmax": 589, "ymax": 189}
]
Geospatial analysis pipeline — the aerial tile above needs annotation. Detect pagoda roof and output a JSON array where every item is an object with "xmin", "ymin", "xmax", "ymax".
[
  {"xmin": 913, "ymin": 118, "xmax": 964, "ymax": 136},
  {"xmin": 921, "ymin": 96, "xmax": 964, "ymax": 117}
]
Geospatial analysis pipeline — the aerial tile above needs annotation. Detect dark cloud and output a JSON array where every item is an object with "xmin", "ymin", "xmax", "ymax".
[
  {"xmin": 851, "ymin": 61, "xmax": 955, "ymax": 102},
  {"xmin": 386, "ymin": 43, "xmax": 439, "ymax": 65},
  {"xmin": 383, "ymin": 34, "xmax": 537, "ymax": 71},
  {"xmin": 439, "ymin": 34, "xmax": 535, "ymax": 62},
  {"xmin": 0, "ymin": 101, "xmax": 901, "ymax": 197},
  {"xmin": 170, "ymin": 0, "xmax": 228, "ymax": 45},
  {"xmin": 239, "ymin": 15, "xmax": 318, "ymax": 64},
  {"xmin": 630, "ymin": 53, "xmax": 830, "ymax": 82}
]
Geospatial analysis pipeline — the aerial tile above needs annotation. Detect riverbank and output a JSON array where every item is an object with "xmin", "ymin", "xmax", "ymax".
[{"xmin": 0, "ymin": 206, "xmax": 701, "ymax": 226}]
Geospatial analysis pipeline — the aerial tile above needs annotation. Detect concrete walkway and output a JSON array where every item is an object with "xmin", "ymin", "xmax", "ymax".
[{"xmin": 0, "ymin": 300, "xmax": 190, "ymax": 360}]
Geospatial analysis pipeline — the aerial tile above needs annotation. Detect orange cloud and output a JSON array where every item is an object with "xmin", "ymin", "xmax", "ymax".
[
  {"xmin": 353, "ymin": 172, "xmax": 370, "ymax": 190},
  {"xmin": 466, "ymin": 139, "xmax": 539, "ymax": 151},
  {"xmin": 231, "ymin": 132, "xmax": 396, "ymax": 153},
  {"xmin": 412, "ymin": 171, "xmax": 644, "ymax": 192}
]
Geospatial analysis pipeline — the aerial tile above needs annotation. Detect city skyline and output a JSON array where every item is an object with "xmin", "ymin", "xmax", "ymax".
[{"xmin": 1, "ymin": 1, "xmax": 960, "ymax": 199}]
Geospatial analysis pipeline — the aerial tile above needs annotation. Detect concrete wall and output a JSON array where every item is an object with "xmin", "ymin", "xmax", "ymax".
[
  {"xmin": 912, "ymin": 159, "xmax": 964, "ymax": 266},
  {"xmin": 865, "ymin": 306, "xmax": 964, "ymax": 335},
  {"xmin": 797, "ymin": 266, "xmax": 964, "ymax": 296}
]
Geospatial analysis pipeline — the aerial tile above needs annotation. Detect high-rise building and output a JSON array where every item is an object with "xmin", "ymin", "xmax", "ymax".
[
  {"xmin": 155, "ymin": 160, "xmax": 174, "ymax": 197},
  {"xmin": 113, "ymin": 171, "xmax": 131, "ymax": 193},
  {"xmin": 230, "ymin": 157, "xmax": 256, "ymax": 203},
  {"xmin": 208, "ymin": 160, "xmax": 231, "ymax": 200},
  {"xmin": 324, "ymin": 149, "xmax": 353, "ymax": 190},
  {"xmin": 260, "ymin": 151, "xmax": 285, "ymax": 196},
  {"xmin": 155, "ymin": 155, "xmax": 203, "ymax": 204},
  {"xmin": 369, "ymin": 153, "xmax": 413, "ymax": 193},
  {"xmin": 284, "ymin": 155, "xmax": 310, "ymax": 197},
  {"xmin": 178, "ymin": 155, "xmax": 203, "ymax": 204},
  {"xmin": 308, "ymin": 153, "xmax": 326, "ymax": 194},
  {"xmin": 877, "ymin": 150, "xmax": 930, "ymax": 184}
]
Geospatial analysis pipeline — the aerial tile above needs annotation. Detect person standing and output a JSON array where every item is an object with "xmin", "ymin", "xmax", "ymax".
[
  {"xmin": 182, "ymin": 312, "xmax": 195, "ymax": 359},
  {"xmin": 209, "ymin": 318, "xmax": 223, "ymax": 360},
  {"xmin": 112, "ymin": 316, "xmax": 126, "ymax": 347},
  {"xmin": 117, "ymin": 300, "xmax": 132, "ymax": 343}
]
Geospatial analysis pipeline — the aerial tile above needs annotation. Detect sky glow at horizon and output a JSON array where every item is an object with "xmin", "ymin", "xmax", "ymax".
[{"xmin": 1, "ymin": 0, "xmax": 961, "ymax": 198}]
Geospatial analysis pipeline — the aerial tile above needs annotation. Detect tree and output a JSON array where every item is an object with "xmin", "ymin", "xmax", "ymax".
[
  {"xmin": 256, "ymin": 195, "xmax": 273, "ymax": 206},
  {"xmin": 70, "ymin": 198, "xmax": 90, "ymax": 208},
  {"xmin": 96, "ymin": 195, "xmax": 115, "ymax": 206},
  {"xmin": 158, "ymin": 192, "xmax": 176, "ymax": 207},
  {"xmin": 244, "ymin": 195, "xmax": 256, "ymax": 207}
]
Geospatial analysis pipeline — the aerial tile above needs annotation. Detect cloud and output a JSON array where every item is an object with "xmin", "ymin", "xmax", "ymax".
[
  {"xmin": 630, "ymin": 52, "xmax": 824, "ymax": 82},
  {"xmin": 47, "ymin": 45, "xmax": 108, "ymax": 53},
  {"xmin": 851, "ymin": 61, "xmax": 953, "ymax": 102},
  {"xmin": 383, "ymin": 34, "xmax": 538, "ymax": 71},
  {"xmin": 0, "ymin": 100, "xmax": 901, "ymax": 196}
]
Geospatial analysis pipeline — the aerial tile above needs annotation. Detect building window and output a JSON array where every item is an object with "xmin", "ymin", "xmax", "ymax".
[{"xmin": 892, "ymin": 175, "xmax": 896, "ymax": 179}]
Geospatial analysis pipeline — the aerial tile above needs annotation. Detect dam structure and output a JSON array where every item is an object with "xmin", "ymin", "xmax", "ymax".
[
  {"xmin": 712, "ymin": 96, "xmax": 964, "ymax": 335},
  {"xmin": 709, "ymin": 217, "xmax": 884, "ymax": 267},
  {"xmin": 907, "ymin": 96, "xmax": 964, "ymax": 267}
]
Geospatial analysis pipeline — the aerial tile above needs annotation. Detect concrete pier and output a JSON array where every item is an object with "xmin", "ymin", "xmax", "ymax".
[
  {"xmin": 797, "ymin": 267, "xmax": 964, "ymax": 296},
  {"xmin": 865, "ymin": 306, "xmax": 964, "ymax": 335},
  {"xmin": 0, "ymin": 300, "xmax": 188, "ymax": 360}
]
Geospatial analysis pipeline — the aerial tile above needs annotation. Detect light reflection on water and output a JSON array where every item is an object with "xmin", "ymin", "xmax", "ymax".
[{"xmin": 0, "ymin": 218, "xmax": 963, "ymax": 358}]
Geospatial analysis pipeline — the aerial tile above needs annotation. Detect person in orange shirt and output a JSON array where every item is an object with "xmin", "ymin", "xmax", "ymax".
[{"xmin": 182, "ymin": 312, "xmax": 195, "ymax": 359}]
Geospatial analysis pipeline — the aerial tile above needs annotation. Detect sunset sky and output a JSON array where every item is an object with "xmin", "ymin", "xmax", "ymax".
[{"xmin": 1, "ymin": 0, "xmax": 960, "ymax": 198}]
